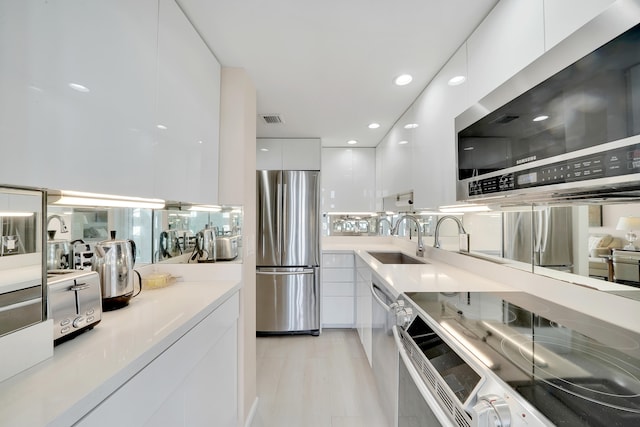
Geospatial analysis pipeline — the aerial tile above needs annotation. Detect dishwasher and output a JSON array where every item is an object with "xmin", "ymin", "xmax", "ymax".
[{"xmin": 370, "ymin": 278, "xmax": 399, "ymax": 426}]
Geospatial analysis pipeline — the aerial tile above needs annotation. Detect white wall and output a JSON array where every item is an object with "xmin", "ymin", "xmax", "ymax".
[{"xmin": 219, "ymin": 68, "xmax": 257, "ymax": 426}]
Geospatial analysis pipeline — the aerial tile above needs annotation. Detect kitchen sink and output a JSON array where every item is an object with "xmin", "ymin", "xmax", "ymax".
[{"xmin": 367, "ymin": 251, "xmax": 427, "ymax": 264}]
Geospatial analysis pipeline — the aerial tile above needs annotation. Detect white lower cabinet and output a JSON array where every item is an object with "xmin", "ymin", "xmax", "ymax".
[
  {"xmin": 321, "ymin": 252, "xmax": 355, "ymax": 328},
  {"xmin": 355, "ymin": 256, "xmax": 372, "ymax": 366},
  {"xmin": 75, "ymin": 293, "xmax": 239, "ymax": 427}
]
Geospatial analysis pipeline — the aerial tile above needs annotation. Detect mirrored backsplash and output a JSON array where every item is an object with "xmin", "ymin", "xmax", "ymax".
[
  {"xmin": 324, "ymin": 201, "xmax": 640, "ymax": 298},
  {"xmin": 45, "ymin": 204, "xmax": 243, "ymax": 268}
]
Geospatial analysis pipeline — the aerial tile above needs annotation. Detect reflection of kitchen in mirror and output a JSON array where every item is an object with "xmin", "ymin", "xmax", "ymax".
[
  {"xmin": 0, "ymin": 187, "xmax": 44, "ymax": 338},
  {"xmin": 46, "ymin": 204, "xmax": 153, "ymax": 271},
  {"xmin": 587, "ymin": 203, "xmax": 640, "ymax": 289},
  {"xmin": 153, "ymin": 205, "xmax": 243, "ymax": 264}
]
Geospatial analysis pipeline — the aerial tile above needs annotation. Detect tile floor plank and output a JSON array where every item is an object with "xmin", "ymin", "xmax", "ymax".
[{"xmin": 253, "ymin": 329, "xmax": 388, "ymax": 427}]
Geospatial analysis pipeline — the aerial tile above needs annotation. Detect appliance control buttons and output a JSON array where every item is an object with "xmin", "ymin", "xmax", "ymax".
[
  {"xmin": 86, "ymin": 316, "xmax": 95, "ymax": 323},
  {"xmin": 86, "ymin": 308, "xmax": 94, "ymax": 316},
  {"xmin": 61, "ymin": 326, "xmax": 71, "ymax": 334},
  {"xmin": 60, "ymin": 318, "xmax": 71, "ymax": 326},
  {"xmin": 72, "ymin": 316, "xmax": 85, "ymax": 328}
]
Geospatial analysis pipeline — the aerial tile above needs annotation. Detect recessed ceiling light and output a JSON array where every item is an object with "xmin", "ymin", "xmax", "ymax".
[
  {"xmin": 448, "ymin": 75, "xmax": 466, "ymax": 86},
  {"xmin": 198, "ymin": 140, "xmax": 203, "ymax": 144},
  {"xmin": 463, "ymin": 147, "xmax": 474, "ymax": 151},
  {"xmin": 368, "ymin": 123, "xmax": 380, "ymax": 129},
  {"xmin": 533, "ymin": 115, "xmax": 549, "ymax": 122},
  {"xmin": 260, "ymin": 148, "xmax": 269, "ymax": 152},
  {"xmin": 394, "ymin": 74, "xmax": 413, "ymax": 86},
  {"xmin": 156, "ymin": 124, "xmax": 168, "ymax": 130},
  {"xmin": 347, "ymin": 140, "xmax": 358, "ymax": 145},
  {"xmin": 404, "ymin": 123, "xmax": 419, "ymax": 129},
  {"xmin": 68, "ymin": 83, "xmax": 90, "ymax": 93},
  {"xmin": 398, "ymin": 140, "xmax": 409, "ymax": 145}
]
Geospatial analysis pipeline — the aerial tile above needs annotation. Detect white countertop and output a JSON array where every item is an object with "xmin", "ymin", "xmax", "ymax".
[
  {"xmin": 322, "ymin": 236, "xmax": 640, "ymax": 333},
  {"xmin": 324, "ymin": 237, "xmax": 511, "ymax": 297},
  {"xmin": 0, "ymin": 278, "xmax": 241, "ymax": 427}
]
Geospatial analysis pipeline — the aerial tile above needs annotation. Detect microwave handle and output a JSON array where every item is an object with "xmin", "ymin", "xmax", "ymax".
[{"xmin": 392, "ymin": 325, "xmax": 456, "ymax": 427}]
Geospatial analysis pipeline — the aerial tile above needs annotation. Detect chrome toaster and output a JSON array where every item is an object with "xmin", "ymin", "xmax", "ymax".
[{"xmin": 47, "ymin": 270, "xmax": 102, "ymax": 345}]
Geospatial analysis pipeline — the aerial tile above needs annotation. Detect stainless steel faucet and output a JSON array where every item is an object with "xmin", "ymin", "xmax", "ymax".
[
  {"xmin": 377, "ymin": 217, "xmax": 394, "ymax": 236},
  {"xmin": 392, "ymin": 214, "xmax": 424, "ymax": 257},
  {"xmin": 433, "ymin": 215, "xmax": 468, "ymax": 250},
  {"xmin": 47, "ymin": 214, "xmax": 68, "ymax": 233}
]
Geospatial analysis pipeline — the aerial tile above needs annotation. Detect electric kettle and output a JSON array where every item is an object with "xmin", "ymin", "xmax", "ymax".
[
  {"xmin": 158, "ymin": 229, "xmax": 182, "ymax": 260},
  {"xmin": 46, "ymin": 230, "xmax": 71, "ymax": 270},
  {"xmin": 191, "ymin": 226, "xmax": 216, "ymax": 263},
  {"xmin": 92, "ymin": 230, "xmax": 141, "ymax": 311}
]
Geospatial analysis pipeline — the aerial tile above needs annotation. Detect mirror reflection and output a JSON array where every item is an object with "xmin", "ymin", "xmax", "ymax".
[
  {"xmin": 324, "ymin": 201, "xmax": 640, "ymax": 300},
  {"xmin": 153, "ymin": 206, "xmax": 243, "ymax": 263},
  {"xmin": 46, "ymin": 205, "xmax": 153, "ymax": 271},
  {"xmin": 0, "ymin": 187, "xmax": 43, "ymax": 337}
]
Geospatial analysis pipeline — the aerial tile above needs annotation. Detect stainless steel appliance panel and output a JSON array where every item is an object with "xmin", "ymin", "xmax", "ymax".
[
  {"xmin": 256, "ymin": 267, "xmax": 319, "ymax": 334},
  {"xmin": 371, "ymin": 281, "xmax": 399, "ymax": 426},
  {"xmin": 257, "ymin": 170, "xmax": 281, "ymax": 266},
  {"xmin": 281, "ymin": 170, "xmax": 320, "ymax": 267},
  {"xmin": 0, "ymin": 285, "xmax": 42, "ymax": 336},
  {"xmin": 503, "ymin": 206, "xmax": 573, "ymax": 270}
]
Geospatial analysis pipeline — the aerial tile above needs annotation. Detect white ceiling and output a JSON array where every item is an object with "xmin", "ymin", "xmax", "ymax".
[{"xmin": 177, "ymin": 0, "xmax": 498, "ymax": 147}]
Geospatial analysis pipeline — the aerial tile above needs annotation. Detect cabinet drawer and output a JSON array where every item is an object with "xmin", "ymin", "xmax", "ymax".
[
  {"xmin": 322, "ymin": 253, "xmax": 354, "ymax": 268},
  {"xmin": 322, "ymin": 296, "xmax": 354, "ymax": 327},
  {"xmin": 323, "ymin": 281, "xmax": 355, "ymax": 297},
  {"xmin": 322, "ymin": 268, "xmax": 354, "ymax": 283}
]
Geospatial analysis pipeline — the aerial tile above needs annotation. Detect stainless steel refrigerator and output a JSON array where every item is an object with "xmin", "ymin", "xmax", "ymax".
[
  {"xmin": 503, "ymin": 206, "xmax": 573, "ymax": 271},
  {"xmin": 256, "ymin": 170, "xmax": 320, "ymax": 335}
]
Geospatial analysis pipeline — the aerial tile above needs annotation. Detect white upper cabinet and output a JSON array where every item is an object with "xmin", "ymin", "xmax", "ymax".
[
  {"xmin": 256, "ymin": 138, "xmax": 320, "ymax": 170},
  {"xmin": 412, "ymin": 44, "xmax": 470, "ymax": 209},
  {"xmin": 467, "ymin": 0, "xmax": 545, "ymax": 102},
  {"xmin": 543, "ymin": 0, "xmax": 615, "ymax": 50},
  {"xmin": 376, "ymin": 119, "xmax": 414, "ymax": 201},
  {"xmin": 0, "ymin": 0, "xmax": 158, "ymax": 196},
  {"xmin": 321, "ymin": 148, "xmax": 375, "ymax": 212},
  {"xmin": 0, "ymin": 0, "xmax": 221, "ymax": 204},
  {"xmin": 155, "ymin": 0, "xmax": 221, "ymax": 204}
]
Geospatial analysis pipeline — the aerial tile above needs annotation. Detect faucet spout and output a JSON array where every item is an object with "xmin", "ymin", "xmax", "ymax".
[
  {"xmin": 433, "ymin": 215, "xmax": 467, "ymax": 249},
  {"xmin": 391, "ymin": 214, "xmax": 424, "ymax": 257},
  {"xmin": 47, "ymin": 214, "xmax": 68, "ymax": 233}
]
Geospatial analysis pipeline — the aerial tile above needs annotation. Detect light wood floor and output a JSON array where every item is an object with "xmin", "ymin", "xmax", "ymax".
[{"xmin": 252, "ymin": 329, "xmax": 388, "ymax": 427}]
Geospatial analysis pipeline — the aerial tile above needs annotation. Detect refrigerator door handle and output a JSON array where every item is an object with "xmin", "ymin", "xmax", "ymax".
[
  {"xmin": 276, "ymin": 176, "xmax": 283, "ymax": 263},
  {"xmin": 257, "ymin": 269, "xmax": 315, "ymax": 276}
]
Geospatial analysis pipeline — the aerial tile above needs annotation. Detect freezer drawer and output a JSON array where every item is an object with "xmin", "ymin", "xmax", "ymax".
[{"xmin": 256, "ymin": 267, "xmax": 319, "ymax": 335}]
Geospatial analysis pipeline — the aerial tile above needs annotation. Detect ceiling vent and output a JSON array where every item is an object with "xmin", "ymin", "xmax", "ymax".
[{"xmin": 259, "ymin": 114, "xmax": 284, "ymax": 125}]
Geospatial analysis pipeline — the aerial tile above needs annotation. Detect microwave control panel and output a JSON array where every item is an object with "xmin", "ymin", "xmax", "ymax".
[{"xmin": 468, "ymin": 143, "xmax": 640, "ymax": 196}]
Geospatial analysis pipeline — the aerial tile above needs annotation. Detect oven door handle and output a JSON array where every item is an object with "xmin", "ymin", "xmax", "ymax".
[
  {"xmin": 392, "ymin": 325, "xmax": 456, "ymax": 427},
  {"xmin": 370, "ymin": 282, "xmax": 393, "ymax": 312}
]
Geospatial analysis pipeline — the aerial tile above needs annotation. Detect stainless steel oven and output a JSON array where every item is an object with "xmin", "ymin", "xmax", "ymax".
[{"xmin": 394, "ymin": 291, "xmax": 640, "ymax": 427}]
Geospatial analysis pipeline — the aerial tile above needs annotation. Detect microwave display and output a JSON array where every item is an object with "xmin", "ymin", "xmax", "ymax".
[{"xmin": 457, "ymin": 23, "xmax": 640, "ymax": 182}]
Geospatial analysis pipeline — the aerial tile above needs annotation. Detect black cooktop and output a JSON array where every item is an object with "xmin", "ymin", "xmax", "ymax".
[{"xmin": 404, "ymin": 291, "xmax": 640, "ymax": 426}]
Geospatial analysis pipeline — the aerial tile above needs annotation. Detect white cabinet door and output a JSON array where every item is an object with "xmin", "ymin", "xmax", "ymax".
[
  {"xmin": 376, "ymin": 120, "xmax": 414, "ymax": 201},
  {"xmin": 0, "ymin": 0, "xmax": 157, "ymax": 196},
  {"xmin": 155, "ymin": 0, "xmax": 221, "ymax": 204},
  {"xmin": 412, "ymin": 44, "xmax": 470, "ymax": 209},
  {"xmin": 467, "ymin": 0, "xmax": 545, "ymax": 102},
  {"xmin": 256, "ymin": 138, "xmax": 321, "ymax": 170},
  {"xmin": 322, "ymin": 252, "xmax": 355, "ymax": 328},
  {"xmin": 321, "ymin": 148, "xmax": 375, "ymax": 212},
  {"xmin": 76, "ymin": 293, "xmax": 239, "ymax": 427},
  {"xmin": 355, "ymin": 256, "xmax": 372, "ymax": 366},
  {"xmin": 544, "ymin": 0, "xmax": 615, "ymax": 50}
]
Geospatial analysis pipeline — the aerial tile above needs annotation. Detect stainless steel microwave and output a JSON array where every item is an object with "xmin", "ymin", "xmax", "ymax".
[{"xmin": 456, "ymin": 2, "xmax": 640, "ymax": 203}]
